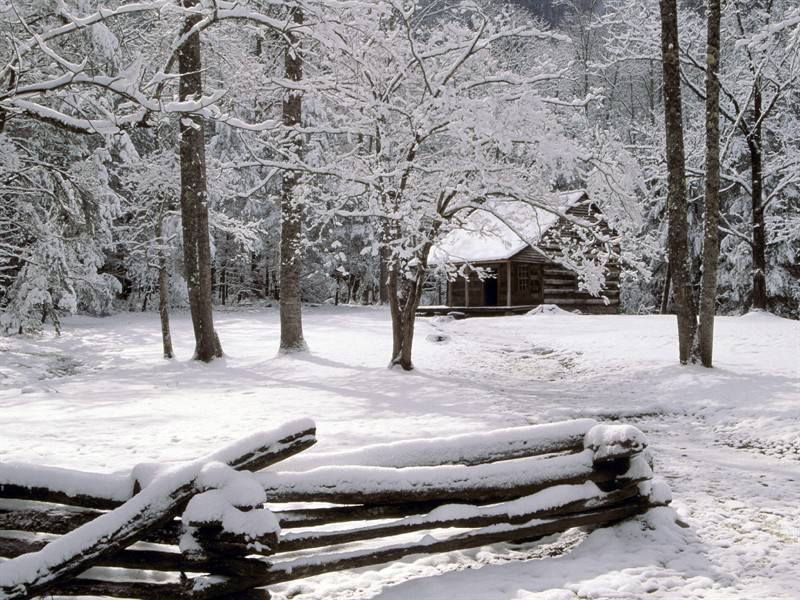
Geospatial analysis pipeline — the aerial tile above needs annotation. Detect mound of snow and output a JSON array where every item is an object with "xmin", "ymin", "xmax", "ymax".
[
  {"xmin": 431, "ymin": 315, "xmax": 455, "ymax": 325},
  {"xmin": 527, "ymin": 304, "xmax": 576, "ymax": 316},
  {"xmin": 426, "ymin": 333, "xmax": 451, "ymax": 343}
]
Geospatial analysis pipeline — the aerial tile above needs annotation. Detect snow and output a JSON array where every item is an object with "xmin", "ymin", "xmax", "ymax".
[
  {"xmin": 428, "ymin": 192, "xmax": 586, "ymax": 264},
  {"xmin": 0, "ymin": 463, "xmax": 133, "ymax": 503},
  {"xmin": 526, "ymin": 304, "xmax": 576, "ymax": 316},
  {"xmin": 280, "ymin": 418, "xmax": 596, "ymax": 471},
  {"xmin": 0, "ymin": 306, "xmax": 798, "ymax": 599},
  {"xmin": 197, "ymin": 462, "xmax": 267, "ymax": 508},
  {"xmin": 182, "ymin": 490, "xmax": 277, "ymax": 536},
  {"xmin": 182, "ymin": 461, "xmax": 279, "ymax": 547},
  {"xmin": 584, "ymin": 424, "xmax": 647, "ymax": 462},
  {"xmin": 259, "ymin": 451, "xmax": 596, "ymax": 502}
]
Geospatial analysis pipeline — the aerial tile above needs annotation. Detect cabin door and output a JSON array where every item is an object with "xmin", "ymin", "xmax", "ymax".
[{"xmin": 484, "ymin": 269, "xmax": 499, "ymax": 306}]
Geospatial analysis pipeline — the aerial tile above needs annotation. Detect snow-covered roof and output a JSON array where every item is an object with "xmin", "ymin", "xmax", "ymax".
[{"xmin": 429, "ymin": 190, "xmax": 587, "ymax": 264}]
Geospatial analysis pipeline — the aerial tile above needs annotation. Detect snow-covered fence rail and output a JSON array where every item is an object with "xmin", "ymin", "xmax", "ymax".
[
  {"xmin": 0, "ymin": 420, "xmax": 317, "ymax": 600},
  {"xmin": 0, "ymin": 418, "xmax": 669, "ymax": 599}
]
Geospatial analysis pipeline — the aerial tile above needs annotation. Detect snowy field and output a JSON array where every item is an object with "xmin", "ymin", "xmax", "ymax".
[{"xmin": 1, "ymin": 306, "xmax": 798, "ymax": 599}]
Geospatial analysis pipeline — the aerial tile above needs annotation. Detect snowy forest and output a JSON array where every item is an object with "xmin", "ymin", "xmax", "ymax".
[
  {"xmin": 0, "ymin": 0, "xmax": 798, "ymax": 363},
  {"xmin": 0, "ymin": 1, "xmax": 799, "ymax": 599}
]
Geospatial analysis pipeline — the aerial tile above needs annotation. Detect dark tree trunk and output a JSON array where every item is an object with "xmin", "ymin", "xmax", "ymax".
[
  {"xmin": 156, "ymin": 215, "xmax": 174, "ymax": 359},
  {"xmin": 220, "ymin": 264, "xmax": 227, "ymax": 306},
  {"xmin": 387, "ymin": 269, "xmax": 418, "ymax": 371},
  {"xmin": 748, "ymin": 81, "xmax": 767, "ymax": 311},
  {"xmin": 658, "ymin": 0, "xmax": 698, "ymax": 364},
  {"xmin": 177, "ymin": 2, "xmax": 223, "ymax": 362},
  {"xmin": 386, "ymin": 246, "xmax": 431, "ymax": 371},
  {"xmin": 279, "ymin": 5, "xmax": 307, "ymax": 353},
  {"xmin": 660, "ymin": 262, "xmax": 671, "ymax": 314},
  {"xmin": 344, "ymin": 277, "xmax": 352, "ymax": 304},
  {"xmin": 698, "ymin": 0, "xmax": 721, "ymax": 368},
  {"xmin": 379, "ymin": 249, "xmax": 389, "ymax": 304}
]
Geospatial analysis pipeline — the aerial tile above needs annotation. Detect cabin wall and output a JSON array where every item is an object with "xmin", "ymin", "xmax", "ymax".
[
  {"xmin": 509, "ymin": 247, "xmax": 547, "ymax": 264},
  {"xmin": 448, "ymin": 269, "xmax": 492, "ymax": 307},
  {"xmin": 509, "ymin": 262, "xmax": 543, "ymax": 305},
  {"xmin": 446, "ymin": 262, "xmax": 543, "ymax": 307},
  {"xmin": 533, "ymin": 201, "xmax": 620, "ymax": 313}
]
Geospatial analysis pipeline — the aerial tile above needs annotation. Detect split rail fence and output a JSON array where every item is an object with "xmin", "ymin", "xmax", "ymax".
[{"xmin": 0, "ymin": 418, "xmax": 670, "ymax": 599}]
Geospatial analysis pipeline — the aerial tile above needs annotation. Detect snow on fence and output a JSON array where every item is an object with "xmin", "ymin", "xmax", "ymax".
[{"xmin": 0, "ymin": 418, "xmax": 670, "ymax": 600}]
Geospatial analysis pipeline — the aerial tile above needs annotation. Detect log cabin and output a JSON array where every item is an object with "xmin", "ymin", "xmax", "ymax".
[{"xmin": 426, "ymin": 191, "xmax": 620, "ymax": 315}]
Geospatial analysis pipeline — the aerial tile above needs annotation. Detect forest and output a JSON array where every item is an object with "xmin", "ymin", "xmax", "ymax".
[{"xmin": 0, "ymin": 0, "xmax": 797, "ymax": 369}]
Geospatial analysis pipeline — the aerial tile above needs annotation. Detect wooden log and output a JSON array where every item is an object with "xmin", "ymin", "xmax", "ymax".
[
  {"xmin": 0, "ymin": 420, "xmax": 315, "ymax": 600},
  {"xmin": 0, "ymin": 499, "xmax": 104, "ymax": 534},
  {"xmin": 0, "ymin": 531, "xmax": 270, "ymax": 577},
  {"xmin": 277, "ymin": 482, "xmax": 643, "ymax": 552},
  {"xmin": 541, "ymin": 298, "xmax": 617, "ymax": 305},
  {"xmin": 53, "ymin": 575, "xmax": 272, "ymax": 599},
  {"xmin": 0, "ymin": 422, "xmax": 315, "ymax": 511},
  {"xmin": 192, "ymin": 524, "xmax": 279, "ymax": 555},
  {"xmin": 49, "ymin": 578, "xmax": 187, "ymax": 599},
  {"xmin": 258, "ymin": 448, "xmax": 642, "ymax": 506},
  {"xmin": 275, "ymin": 502, "xmax": 445, "ymax": 529},
  {"xmin": 264, "ymin": 501, "xmax": 652, "ymax": 585},
  {"xmin": 280, "ymin": 419, "xmax": 597, "ymax": 471},
  {"xmin": 215, "ymin": 590, "xmax": 271, "ymax": 600},
  {"xmin": 273, "ymin": 457, "xmax": 643, "ymax": 529},
  {"xmin": 0, "ymin": 499, "xmax": 186, "ymax": 544},
  {"xmin": 0, "ymin": 465, "xmax": 133, "ymax": 510},
  {"xmin": 0, "ymin": 484, "xmax": 124, "ymax": 511},
  {"xmin": 181, "ymin": 575, "xmax": 272, "ymax": 600}
]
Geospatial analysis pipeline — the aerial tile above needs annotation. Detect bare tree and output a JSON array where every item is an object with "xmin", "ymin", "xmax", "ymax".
[
  {"xmin": 658, "ymin": 0, "xmax": 698, "ymax": 363},
  {"xmin": 155, "ymin": 211, "xmax": 175, "ymax": 360},
  {"xmin": 279, "ymin": 4, "xmax": 308, "ymax": 353},
  {"xmin": 177, "ymin": 0, "xmax": 223, "ymax": 362},
  {"xmin": 698, "ymin": 0, "xmax": 722, "ymax": 367}
]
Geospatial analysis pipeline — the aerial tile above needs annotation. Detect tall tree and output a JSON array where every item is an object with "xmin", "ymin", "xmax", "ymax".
[
  {"xmin": 279, "ymin": 5, "xmax": 308, "ymax": 353},
  {"xmin": 679, "ymin": 1, "xmax": 800, "ymax": 314},
  {"xmin": 658, "ymin": 0, "xmax": 698, "ymax": 363},
  {"xmin": 698, "ymin": 0, "xmax": 722, "ymax": 367},
  {"xmin": 155, "ymin": 210, "xmax": 175, "ymax": 360},
  {"xmin": 177, "ymin": 1, "xmax": 223, "ymax": 362}
]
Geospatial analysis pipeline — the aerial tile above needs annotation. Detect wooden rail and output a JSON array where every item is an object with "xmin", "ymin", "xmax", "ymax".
[{"xmin": 0, "ymin": 419, "xmax": 670, "ymax": 600}]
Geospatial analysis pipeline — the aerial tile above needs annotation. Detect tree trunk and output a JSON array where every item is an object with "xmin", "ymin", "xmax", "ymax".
[
  {"xmin": 660, "ymin": 262, "xmax": 671, "ymax": 314},
  {"xmin": 177, "ymin": 2, "xmax": 223, "ymax": 362},
  {"xmin": 749, "ymin": 80, "xmax": 767, "ymax": 310},
  {"xmin": 220, "ymin": 266, "xmax": 227, "ymax": 306},
  {"xmin": 156, "ymin": 215, "xmax": 174, "ymax": 360},
  {"xmin": 698, "ymin": 0, "xmax": 721, "ymax": 368},
  {"xmin": 279, "ymin": 5, "xmax": 307, "ymax": 354},
  {"xmin": 386, "ymin": 249, "xmax": 430, "ymax": 371},
  {"xmin": 387, "ymin": 269, "xmax": 418, "ymax": 371},
  {"xmin": 379, "ymin": 249, "xmax": 389, "ymax": 304},
  {"xmin": 658, "ymin": 0, "xmax": 698, "ymax": 364}
]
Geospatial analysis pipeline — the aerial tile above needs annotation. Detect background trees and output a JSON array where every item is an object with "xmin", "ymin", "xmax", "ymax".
[{"xmin": 0, "ymin": 0, "xmax": 797, "ymax": 368}]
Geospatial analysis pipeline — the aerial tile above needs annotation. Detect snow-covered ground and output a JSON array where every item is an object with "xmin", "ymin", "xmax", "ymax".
[{"xmin": 1, "ymin": 306, "xmax": 798, "ymax": 599}]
